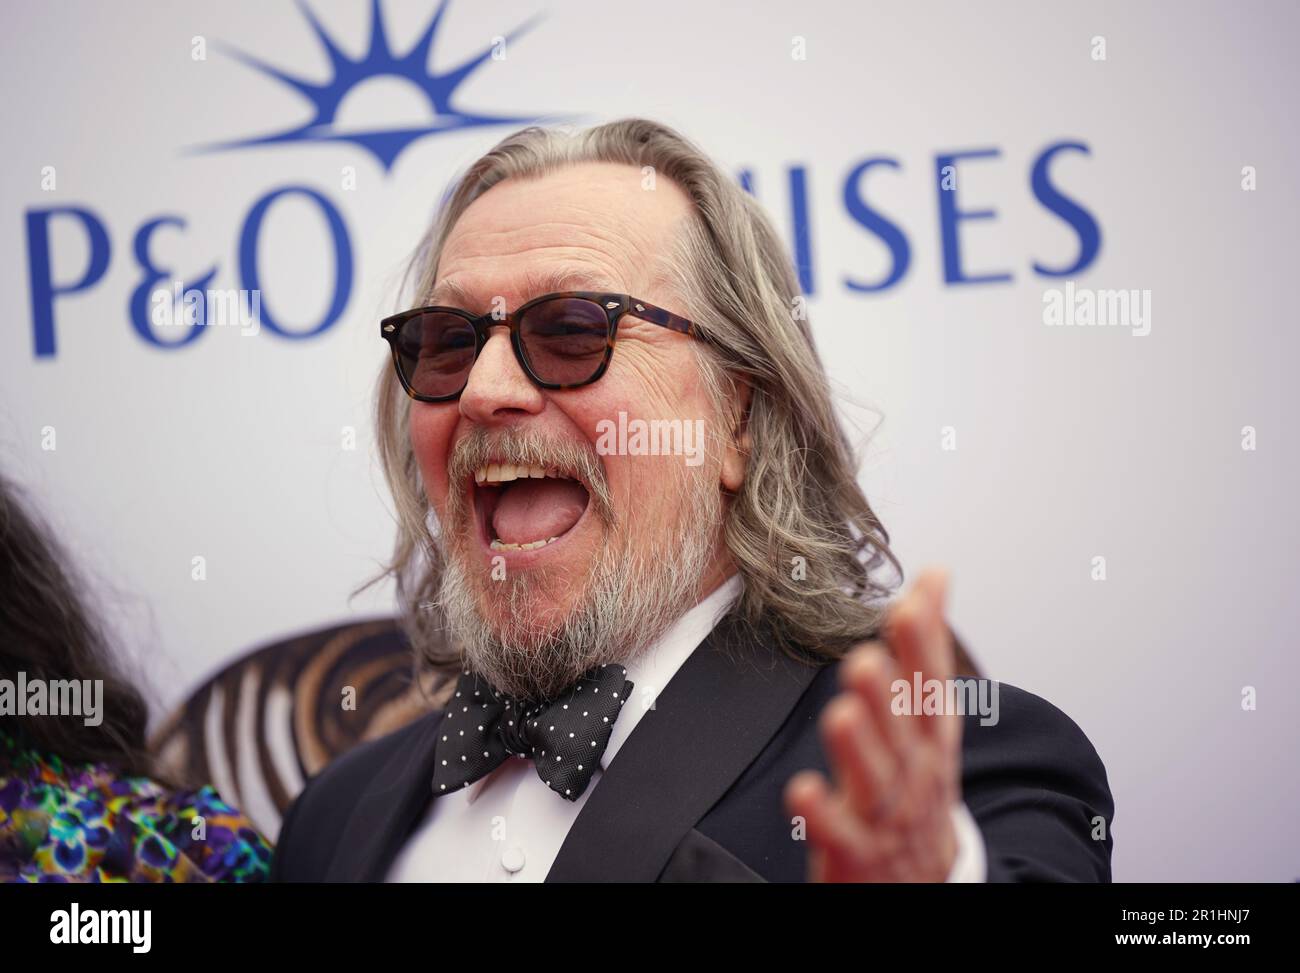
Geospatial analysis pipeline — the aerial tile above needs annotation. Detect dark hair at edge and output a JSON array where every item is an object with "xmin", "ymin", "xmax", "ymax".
[{"xmin": 0, "ymin": 474, "xmax": 158, "ymax": 781}]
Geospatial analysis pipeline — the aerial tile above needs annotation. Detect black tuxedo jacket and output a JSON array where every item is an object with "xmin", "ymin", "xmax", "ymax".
[{"xmin": 272, "ymin": 615, "xmax": 1113, "ymax": 882}]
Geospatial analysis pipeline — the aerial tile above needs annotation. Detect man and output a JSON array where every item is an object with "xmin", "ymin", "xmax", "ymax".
[{"xmin": 272, "ymin": 118, "xmax": 1112, "ymax": 883}]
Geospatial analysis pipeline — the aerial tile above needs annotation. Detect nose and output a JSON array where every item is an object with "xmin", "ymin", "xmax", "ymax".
[{"xmin": 459, "ymin": 325, "xmax": 546, "ymax": 425}]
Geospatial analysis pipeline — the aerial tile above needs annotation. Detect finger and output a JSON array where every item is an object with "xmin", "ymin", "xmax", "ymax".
[
  {"xmin": 884, "ymin": 579, "xmax": 926, "ymax": 691},
  {"xmin": 887, "ymin": 568, "xmax": 959, "ymax": 745},
  {"xmin": 784, "ymin": 769, "xmax": 832, "ymax": 828},
  {"xmin": 840, "ymin": 645, "xmax": 916, "ymax": 776},
  {"xmin": 894, "ymin": 756, "xmax": 960, "ymax": 877},
  {"xmin": 806, "ymin": 843, "xmax": 828, "ymax": 884},
  {"xmin": 785, "ymin": 771, "xmax": 873, "ymax": 881},
  {"xmin": 917, "ymin": 568, "xmax": 955, "ymax": 679},
  {"xmin": 819, "ymin": 692, "xmax": 899, "ymax": 822},
  {"xmin": 887, "ymin": 568, "xmax": 949, "ymax": 679},
  {"xmin": 890, "ymin": 732, "xmax": 949, "ymax": 828},
  {"xmin": 916, "ymin": 571, "xmax": 964, "ymax": 757}
]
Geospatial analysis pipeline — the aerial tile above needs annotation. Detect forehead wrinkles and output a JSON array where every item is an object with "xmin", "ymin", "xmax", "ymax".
[
  {"xmin": 445, "ymin": 215, "xmax": 652, "ymax": 261},
  {"xmin": 431, "ymin": 161, "xmax": 696, "ymax": 301},
  {"xmin": 438, "ymin": 218, "xmax": 649, "ymax": 290},
  {"xmin": 430, "ymin": 260, "xmax": 619, "ymax": 310},
  {"xmin": 435, "ymin": 167, "xmax": 678, "ymax": 271}
]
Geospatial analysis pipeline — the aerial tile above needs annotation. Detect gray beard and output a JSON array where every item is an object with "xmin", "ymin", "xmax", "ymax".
[{"xmin": 435, "ymin": 470, "xmax": 722, "ymax": 701}]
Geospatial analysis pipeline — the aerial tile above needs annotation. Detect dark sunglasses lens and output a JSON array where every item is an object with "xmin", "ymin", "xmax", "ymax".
[
  {"xmin": 394, "ymin": 312, "xmax": 477, "ymax": 398},
  {"xmin": 517, "ymin": 298, "xmax": 609, "ymax": 386}
]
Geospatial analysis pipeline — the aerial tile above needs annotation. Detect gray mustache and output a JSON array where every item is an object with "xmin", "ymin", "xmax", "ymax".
[{"xmin": 447, "ymin": 428, "xmax": 614, "ymax": 522}]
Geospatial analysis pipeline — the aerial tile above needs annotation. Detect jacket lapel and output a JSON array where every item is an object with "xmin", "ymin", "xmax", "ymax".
[
  {"xmin": 324, "ymin": 709, "xmax": 447, "ymax": 882},
  {"xmin": 546, "ymin": 614, "xmax": 823, "ymax": 882}
]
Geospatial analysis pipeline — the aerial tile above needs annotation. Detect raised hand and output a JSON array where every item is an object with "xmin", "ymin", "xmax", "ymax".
[{"xmin": 784, "ymin": 568, "xmax": 964, "ymax": 882}]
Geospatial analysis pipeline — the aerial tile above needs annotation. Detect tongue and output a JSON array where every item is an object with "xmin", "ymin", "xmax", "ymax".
[{"xmin": 491, "ymin": 478, "xmax": 589, "ymax": 545}]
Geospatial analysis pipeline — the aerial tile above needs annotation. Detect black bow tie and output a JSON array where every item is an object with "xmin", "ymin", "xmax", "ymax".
[{"xmin": 430, "ymin": 664, "xmax": 634, "ymax": 802}]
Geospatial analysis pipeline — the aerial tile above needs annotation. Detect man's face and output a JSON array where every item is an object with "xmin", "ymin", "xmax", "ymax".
[{"xmin": 408, "ymin": 162, "xmax": 743, "ymax": 696}]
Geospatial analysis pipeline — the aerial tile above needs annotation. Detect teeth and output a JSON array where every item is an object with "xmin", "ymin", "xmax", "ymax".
[
  {"xmin": 474, "ymin": 463, "xmax": 570, "ymax": 486},
  {"xmin": 474, "ymin": 463, "xmax": 579, "ymax": 551},
  {"xmin": 489, "ymin": 536, "xmax": 561, "ymax": 551}
]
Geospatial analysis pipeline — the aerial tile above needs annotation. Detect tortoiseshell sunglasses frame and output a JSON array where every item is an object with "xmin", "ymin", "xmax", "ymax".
[{"xmin": 380, "ymin": 291, "xmax": 697, "ymax": 403}]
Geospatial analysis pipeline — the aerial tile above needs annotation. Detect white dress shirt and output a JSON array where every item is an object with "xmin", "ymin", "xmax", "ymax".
[{"xmin": 387, "ymin": 575, "xmax": 986, "ymax": 882}]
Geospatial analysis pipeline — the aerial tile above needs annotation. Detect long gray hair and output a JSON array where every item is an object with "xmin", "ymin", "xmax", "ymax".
[{"xmin": 373, "ymin": 118, "xmax": 901, "ymax": 674}]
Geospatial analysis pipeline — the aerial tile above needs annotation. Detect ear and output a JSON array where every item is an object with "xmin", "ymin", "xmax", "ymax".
[{"xmin": 720, "ymin": 375, "xmax": 753, "ymax": 493}]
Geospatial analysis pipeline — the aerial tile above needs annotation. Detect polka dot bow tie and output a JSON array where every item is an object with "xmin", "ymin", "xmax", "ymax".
[{"xmin": 431, "ymin": 664, "xmax": 634, "ymax": 802}]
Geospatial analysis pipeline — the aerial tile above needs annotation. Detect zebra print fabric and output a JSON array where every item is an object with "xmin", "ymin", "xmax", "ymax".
[{"xmin": 149, "ymin": 618, "xmax": 451, "ymax": 841}]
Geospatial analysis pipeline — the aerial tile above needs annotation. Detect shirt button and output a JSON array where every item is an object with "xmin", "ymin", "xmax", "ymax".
[{"xmin": 501, "ymin": 844, "xmax": 526, "ymax": 874}]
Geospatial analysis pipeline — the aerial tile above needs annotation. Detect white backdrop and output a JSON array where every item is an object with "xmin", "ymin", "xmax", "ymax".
[{"xmin": 2, "ymin": 0, "xmax": 1296, "ymax": 881}]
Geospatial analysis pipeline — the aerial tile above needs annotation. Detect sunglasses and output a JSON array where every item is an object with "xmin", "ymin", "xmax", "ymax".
[{"xmin": 381, "ymin": 291, "xmax": 698, "ymax": 402}]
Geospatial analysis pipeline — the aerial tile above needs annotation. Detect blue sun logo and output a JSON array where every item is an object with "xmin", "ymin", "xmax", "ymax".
[{"xmin": 204, "ymin": 0, "xmax": 559, "ymax": 172}]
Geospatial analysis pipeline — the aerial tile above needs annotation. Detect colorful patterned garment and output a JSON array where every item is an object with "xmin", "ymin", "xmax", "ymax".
[{"xmin": 0, "ymin": 729, "xmax": 272, "ymax": 883}]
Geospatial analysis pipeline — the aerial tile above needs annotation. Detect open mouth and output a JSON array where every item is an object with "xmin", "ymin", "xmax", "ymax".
[{"xmin": 472, "ymin": 462, "xmax": 592, "ymax": 554}]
